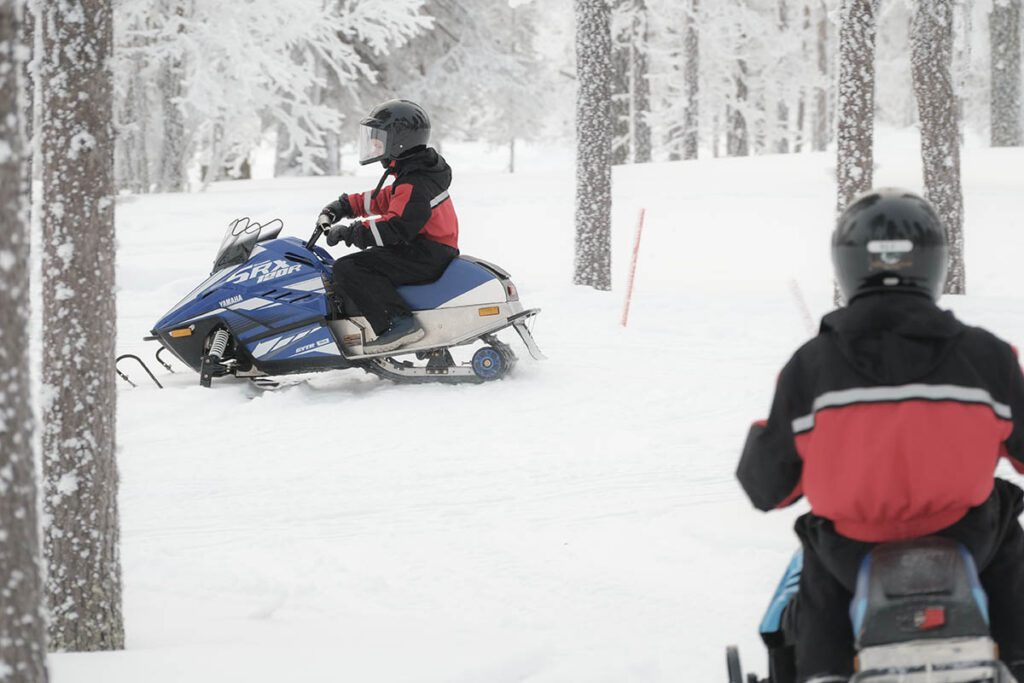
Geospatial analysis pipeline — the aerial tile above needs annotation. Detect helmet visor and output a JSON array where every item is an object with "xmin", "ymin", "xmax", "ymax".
[{"xmin": 359, "ymin": 125, "xmax": 388, "ymax": 165}]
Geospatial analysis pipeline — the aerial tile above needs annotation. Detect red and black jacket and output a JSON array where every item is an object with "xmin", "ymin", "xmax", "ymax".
[
  {"xmin": 738, "ymin": 292, "xmax": 1024, "ymax": 543},
  {"xmin": 348, "ymin": 147, "xmax": 459, "ymax": 250}
]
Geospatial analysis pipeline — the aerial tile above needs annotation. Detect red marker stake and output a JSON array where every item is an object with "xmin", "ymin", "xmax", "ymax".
[{"xmin": 621, "ymin": 208, "xmax": 647, "ymax": 328}]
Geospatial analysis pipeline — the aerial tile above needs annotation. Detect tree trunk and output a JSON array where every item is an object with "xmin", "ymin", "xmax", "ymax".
[
  {"xmin": 158, "ymin": 61, "xmax": 187, "ymax": 192},
  {"xmin": 157, "ymin": 0, "xmax": 189, "ymax": 192},
  {"xmin": 836, "ymin": 0, "xmax": 876, "ymax": 305},
  {"xmin": 712, "ymin": 112, "xmax": 721, "ymax": 158},
  {"xmin": 836, "ymin": 0, "xmax": 876, "ymax": 212},
  {"xmin": 0, "ymin": 3, "xmax": 50, "ymax": 680},
  {"xmin": 203, "ymin": 123, "xmax": 226, "ymax": 187},
  {"xmin": 990, "ymin": 0, "xmax": 1022, "ymax": 147},
  {"xmin": 912, "ymin": 0, "xmax": 965, "ymax": 294},
  {"xmin": 775, "ymin": 0, "xmax": 791, "ymax": 154},
  {"xmin": 727, "ymin": 60, "xmax": 750, "ymax": 157},
  {"xmin": 115, "ymin": 51, "xmax": 149, "ymax": 194},
  {"xmin": 611, "ymin": 15, "xmax": 631, "ymax": 166},
  {"xmin": 574, "ymin": 0, "xmax": 613, "ymax": 291},
  {"xmin": 325, "ymin": 131, "xmax": 341, "ymax": 175},
  {"xmin": 274, "ymin": 120, "xmax": 299, "ymax": 177},
  {"xmin": 633, "ymin": 2, "xmax": 651, "ymax": 163},
  {"xmin": 682, "ymin": 0, "xmax": 699, "ymax": 160},
  {"xmin": 21, "ymin": 0, "xmax": 34, "ymax": 151},
  {"xmin": 775, "ymin": 102, "xmax": 791, "ymax": 154},
  {"xmin": 40, "ymin": 0, "xmax": 125, "ymax": 652},
  {"xmin": 753, "ymin": 91, "xmax": 768, "ymax": 155},
  {"xmin": 812, "ymin": 0, "xmax": 830, "ymax": 152},
  {"xmin": 795, "ymin": 3, "xmax": 812, "ymax": 153}
]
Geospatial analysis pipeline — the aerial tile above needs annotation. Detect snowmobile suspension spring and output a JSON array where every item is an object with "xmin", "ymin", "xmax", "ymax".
[{"xmin": 208, "ymin": 329, "xmax": 230, "ymax": 360}]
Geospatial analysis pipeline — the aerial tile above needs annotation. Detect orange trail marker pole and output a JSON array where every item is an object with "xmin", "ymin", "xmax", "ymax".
[{"xmin": 621, "ymin": 208, "xmax": 647, "ymax": 328}]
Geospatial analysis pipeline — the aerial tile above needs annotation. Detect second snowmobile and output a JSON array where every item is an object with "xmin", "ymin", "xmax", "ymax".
[{"xmin": 727, "ymin": 537, "xmax": 1018, "ymax": 683}]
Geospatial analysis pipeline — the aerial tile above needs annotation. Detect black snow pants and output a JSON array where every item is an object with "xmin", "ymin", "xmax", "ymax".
[
  {"xmin": 787, "ymin": 478, "xmax": 1024, "ymax": 683},
  {"xmin": 332, "ymin": 238, "xmax": 457, "ymax": 335}
]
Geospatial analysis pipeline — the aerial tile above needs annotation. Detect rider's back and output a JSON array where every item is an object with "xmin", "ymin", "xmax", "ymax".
[{"xmin": 746, "ymin": 290, "xmax": 1024, "ymax": 543}]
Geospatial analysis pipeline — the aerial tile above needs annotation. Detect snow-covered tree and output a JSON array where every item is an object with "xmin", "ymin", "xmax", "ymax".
[
  {"xmin": 610, "ymin": 0, "xmax": 651, "ymax": 164},
  {"xmin": 574, "ymin": 0, "xmax": 613, "ymax": 290},
  {"xmin": 112, "ymin": 0, "xmax": 430, "ymax": 188},
  {"xmin": 0, "ymin": 2, "xmax": 49, "ymax": 680},
  {"xmin": 990, "ymin": 0, "xmax": 1022, "ymax": 146},
  {"xmin": 647, "ymin": 0, "xmax": 700, "ymax": 161},
  {"xmin": 376, "ymin": 0, "xmax": 554, "ymax": 162},
  {"xmin": 836, "ymin": 0, "xmax": 877, "ymax": 212},
  {"xmin": 40, "ymin": 0, "xmax": 125, "ymax": 651},
  {"xmin": 649, "ymin": 0, "xmax": 833, "ymax": 161},
  {"xmin": 912, "ymin": 0, "xmax": 965, "ymax": 294}
]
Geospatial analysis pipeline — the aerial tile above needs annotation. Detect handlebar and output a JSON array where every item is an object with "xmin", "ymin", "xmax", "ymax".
[
  {"xmin": 305, "ymin": 227, "xmax": 321, "ymax": 250},
  {"xmin": 306, "ymin": 222, "xmax": 327, "ymax": 251}
]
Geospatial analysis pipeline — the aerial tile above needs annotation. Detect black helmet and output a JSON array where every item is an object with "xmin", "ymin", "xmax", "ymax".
[
  {"xmin": 358, "ymin": 99, "xmax": 431, "ymax": 166},
  {"xmin": 832, "ymin": 188, "xmax": 948, "ymax": 303}
]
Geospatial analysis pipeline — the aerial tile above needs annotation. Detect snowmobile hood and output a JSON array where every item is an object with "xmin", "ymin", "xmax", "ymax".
[
  {"xmin": 819, "ymin": 292, "xmax": 965, "ymax": 384},
  {"xmin": 394, "ymin": 147, "xmax": 451, "ymax": 187}
]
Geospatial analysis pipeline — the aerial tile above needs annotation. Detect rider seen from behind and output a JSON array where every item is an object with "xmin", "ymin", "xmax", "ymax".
[
  {"xmin": 737, "ymin": 189, "xmax": 1024, "ymax": 683},
  {"xmin": 318, "ymin": 99, "xmax": 459, "ymax": 354}
]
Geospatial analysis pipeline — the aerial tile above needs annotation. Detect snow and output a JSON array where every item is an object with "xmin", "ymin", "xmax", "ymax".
[
  {"xmin": 50, "ymin": 130, "xmax": 1024, "ymax": 682},
  {"xmin": 65, "ymin": 131, "xmax": 95, "ymax": 161}
]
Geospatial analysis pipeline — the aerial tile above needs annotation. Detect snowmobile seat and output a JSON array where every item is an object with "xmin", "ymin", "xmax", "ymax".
[
  {"xmin": 397, "ymin": 257, "xmax": 499, "ymax": 311},
  {"xmin": 850, "ymin": 537, "xmax": 990, "ymax": 650}
]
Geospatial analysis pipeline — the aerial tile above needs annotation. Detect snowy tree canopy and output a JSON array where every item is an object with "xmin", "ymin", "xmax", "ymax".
[{"xmin": 113, "ymin": 0, "xmax": 432, "ymax": 186}]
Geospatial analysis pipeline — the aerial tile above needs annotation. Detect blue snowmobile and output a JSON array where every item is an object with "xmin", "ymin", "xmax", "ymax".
[
  {"xmin": 140, "ymin": 218, "xmax": 544, "ymax": 388},
  {"xmin": 727, "ymin": 537, "xmax": 1018, "ymax": 683}
]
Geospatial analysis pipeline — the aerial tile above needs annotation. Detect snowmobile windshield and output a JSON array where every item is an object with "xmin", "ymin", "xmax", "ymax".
[
  {"xmin": 211, "ymin": 218, "xmax": 282, "ymax": 274},
  {"xmin": 358, "ymin": 125, "xmax": 388, "ymax": 165}
]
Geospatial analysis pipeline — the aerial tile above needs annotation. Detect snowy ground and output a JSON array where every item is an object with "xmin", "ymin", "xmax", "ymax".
[{"xmin": 51, "ymin": 130, "xmax": 1024, "ymax": 682}]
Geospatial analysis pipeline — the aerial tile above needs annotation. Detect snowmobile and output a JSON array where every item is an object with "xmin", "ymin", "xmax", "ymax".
[
  {"xmin": 726, "ymin": 537, "xmax": 1018, "ymax": 683},
  {"xmin": 135, "ymin": 217, "xmax": 544, "ymax": 388}
]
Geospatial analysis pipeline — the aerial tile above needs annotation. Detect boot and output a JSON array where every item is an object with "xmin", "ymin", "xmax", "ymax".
[{"xmin": 363, "ymin": 314, "xmax": 425, "ymax": 354}]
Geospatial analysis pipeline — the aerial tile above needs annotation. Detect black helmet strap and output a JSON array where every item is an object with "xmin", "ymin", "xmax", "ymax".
[{"xmin": 370, "ymin": 164, "xmax": 393, "ymax": 201}]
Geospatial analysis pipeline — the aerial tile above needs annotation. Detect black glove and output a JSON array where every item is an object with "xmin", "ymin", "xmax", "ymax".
[
  {"xmin": 319, "ymin": 194, "xmax": 354, "ymax": 225},
  {"xmin": 327, "ymin": 221, "xmax": 375, "ymax": 249},
  {"xmin": 325, "ymin": 223, "xmax": 354, "ymax": 247}
]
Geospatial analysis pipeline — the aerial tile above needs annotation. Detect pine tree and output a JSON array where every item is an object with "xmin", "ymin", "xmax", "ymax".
[
  {"xmin": 574, "ymin": 0, "xmax": 613, "ymax": 291},
  {"xmin": 912, "ymin": 0, "xmax": 965, "ymax": 294},
  {"xmin": 40, "ymin": 0, "xmax": 125, "ymax": 651},
  {"xmin": 990, "ymin": 0, "xmax": 1022, "ymax": 147},
  {"xmin": 0, "ymin": 2, "xmax": 49, "ymax": 680}
]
